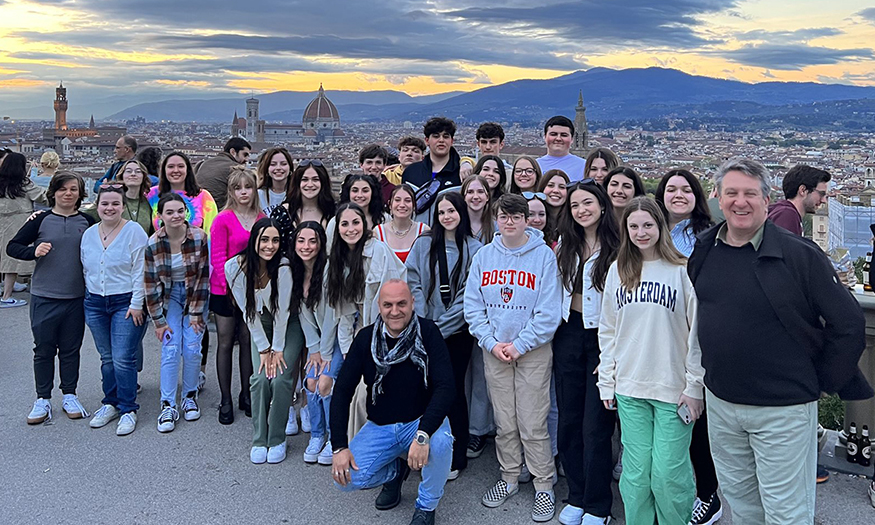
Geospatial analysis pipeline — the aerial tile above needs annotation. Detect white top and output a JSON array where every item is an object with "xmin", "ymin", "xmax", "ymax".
[
  {"xmin": 258, "ymin": 188, "xmax": 286, "ymax": 217},
  {"xmin": 170, "ymin": 253, "xmax": 185, "ymax": 282},
  {"xmin": 597, "ymin": 259, "xmax": 704, "ymax": 404},
  {"xmin": 225, "ymin": 256, "xmax": 292, "ymax": 353},
  {"xmin": 536, "ymin": 153, "xmax": 587, "ymax": 182},
  {"xmin": 560, "ymin": 249, "xmax": 602, "ymax": 329},
  {"xmin": 299, "ymin": 286, "xmax": 338, "ymax": 359},
  {"xmin": 80, "ymin": 221, "xmax": 148, "ymax": 310}
]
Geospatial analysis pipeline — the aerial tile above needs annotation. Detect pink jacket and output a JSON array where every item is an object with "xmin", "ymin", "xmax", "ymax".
[{"xmin": 209, "ymin": 210, "xmax": 265, "ymax": 295}]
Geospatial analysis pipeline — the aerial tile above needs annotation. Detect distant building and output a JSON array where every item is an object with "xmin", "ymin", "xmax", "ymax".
[
  {"xmin": 828, "ymin": 167, "xmax": 875, "ymax": 259},
  {"xmin": 42, "ymin": 83, "xmax": 126, "ymax": 155},
  {"xmin": 571, "ymin": 91, "xmax": 589, "ymax": 158},
  {"xmin": 230, "ymin": 84, "xmax": 345, "ymax": 145}
]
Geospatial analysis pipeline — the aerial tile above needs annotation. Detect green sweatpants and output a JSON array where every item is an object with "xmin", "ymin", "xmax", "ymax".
[
  {"xmin": 616, "ymin": 394, "xmax": 695, "ymax": 525},
  {"xmin": 250, "ymin": 314, "xmax": 304, "ymax": 448}
]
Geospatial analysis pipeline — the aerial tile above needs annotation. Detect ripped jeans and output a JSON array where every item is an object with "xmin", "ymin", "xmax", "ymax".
[
  {"xmin": 159, "ymin": 282, "xmax": 204, "ymax": 407},
  {"xmin": 337, "ymin": 417, "xmax": 453, "ymax": 512}
]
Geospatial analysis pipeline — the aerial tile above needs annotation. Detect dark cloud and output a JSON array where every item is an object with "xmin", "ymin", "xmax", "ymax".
[
  {"xmin": 736, "ymin": 28, "xmax": 842, "ymax": 42},
  {"xmin": 858, "ymin": 8, "xmax": 875, "ymax": 23},
  {"xmin": 719, "ymin": 44, "xmax": 874, "ymax": 70}
]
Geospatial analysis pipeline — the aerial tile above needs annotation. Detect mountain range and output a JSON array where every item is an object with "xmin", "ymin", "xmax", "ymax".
[{"xmin": 96, "ymin": 67, "xmax": 875, "ymax": 126}]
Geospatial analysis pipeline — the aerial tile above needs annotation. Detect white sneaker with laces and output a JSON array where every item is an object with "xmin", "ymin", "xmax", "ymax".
[
  {"xmin": 304, "ymin": 435, "xmax": 326, "ymax": 463},
  {"xmin": 250, "ymin": 446, "xmax": 268, "ymax": 464},
  {"xmin": 267, "ymin": 442, "xmax": 287, "ymax": 464},
  {"xmin": 27, "ymin": 398, "xmax": 52, "ymax": 424},
  {"xmin": 285, "ymin": 407, "xmax": 299, "ymax": 435},
  {"xmin": 157, "ymin": 403, "xmax": 179, "ymax": 433},
  {"xmin": 90, "ymin": 404, "xmax": 119, "ymax": 428},
  {"xmin": 116, "ymin": 412, "xmax": 137, "ymax": 436},
  {"xmin": 300, "ymin": 404, "xmax": 311, "ymax": 433},
  {"xmin": 62, "ymin": 393, "xmax": 89, "ymax": 419},
  {"xmin": 558, "ymin": 504, "xmax": 584, "ymax": 525},
  {"xmin": 0, "ymin": 297, "xmax": 27, "ymax": 308},
  {"xmin": 317, "ymin": 441, "xmax": 333, "ymax": 465},
  {"xmin": 182, "ymin": 395, "xmax": 200, "ymax": 421}
]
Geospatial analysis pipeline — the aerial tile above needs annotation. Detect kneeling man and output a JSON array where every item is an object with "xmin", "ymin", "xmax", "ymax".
[{"xmin": 331, "ymin": 279, "xmax": 455, "ymax": 525}]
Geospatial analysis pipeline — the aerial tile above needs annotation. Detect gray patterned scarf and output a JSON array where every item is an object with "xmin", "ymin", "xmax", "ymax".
[{"xmin": 370, "ymin": 315, "xmax": 428, "ymax": 405}]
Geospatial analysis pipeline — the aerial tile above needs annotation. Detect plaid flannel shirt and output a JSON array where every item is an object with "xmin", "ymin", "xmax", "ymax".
[{"xmin": 144, "ymin": 224, "xmax": 210, "ymax": 328}]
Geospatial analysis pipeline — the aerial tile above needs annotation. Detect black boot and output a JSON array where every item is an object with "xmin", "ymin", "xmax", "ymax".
[
  {"xmin": 239, "ymin": 391, "xmax": 251, "ymax": 418},
  {"xmin": 409, "ymin": 508, "xmax": 435, "ymax": 525},
  {"xmin": 375, "ymin": 458, "xmax": 410, "ymax": 510}
]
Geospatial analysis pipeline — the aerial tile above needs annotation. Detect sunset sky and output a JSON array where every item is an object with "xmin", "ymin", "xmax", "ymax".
[{"xmin": 1, "ymin": 0, "xmax": 874, "ymax": 118}]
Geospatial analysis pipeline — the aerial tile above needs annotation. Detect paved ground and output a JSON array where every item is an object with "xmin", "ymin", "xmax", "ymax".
[{"xmin": 2, "ymin": 288, "xmax": 874, "ymax": 524}]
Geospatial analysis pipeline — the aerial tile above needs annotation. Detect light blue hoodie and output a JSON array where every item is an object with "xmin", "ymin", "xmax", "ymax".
[{"xmin": 463, "ymin": 227, "xmax": 562, "ymax": 355}]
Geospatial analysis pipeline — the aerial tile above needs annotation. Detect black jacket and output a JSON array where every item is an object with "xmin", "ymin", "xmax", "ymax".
[
  {"xmin": 401, "ymin": 147, "xmax": 462, "ymax": 190},
  {"xmin": 688, "ymin": 220, "xmax": 872, "ymax": 401}
]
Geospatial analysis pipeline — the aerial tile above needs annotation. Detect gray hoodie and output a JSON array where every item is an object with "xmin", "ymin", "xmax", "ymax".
[
  {"xmin": 463, "ymin": 227, "xmax": 562, "ymax": 355},
  {"xmin": 406, "ymin": 234, "xmax": 483, "ymax": 338}
]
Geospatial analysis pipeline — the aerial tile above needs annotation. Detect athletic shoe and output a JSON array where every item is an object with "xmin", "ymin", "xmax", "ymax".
[
  {"xmin": 868, "ymin": 480, "xmax": 875, "ymax": 509},
  {"xmin": 267, "ymin": 442, "xmax": 287, "ymax": 464},
  {"xmin": 300, "ymin": 404, "xmax": 311, "ymax": 433},
  {"xmin": 157, "ymin": 402, "xmax": 179, "ymax": 433},
  {"xmin": 250, "ymin": 446, "xmax": 267, "ymax": 464},
  {"xmin": 197, "ymin": 371, "xmax": 206, "ymax": 393},
  {"xmin": 409, "ymin": 508, "xmax": 435, "ymax": 525},
  {"xmin": 519, "ymin": 463, "xmax": 533, "ymax": 484},
  {"xmin": 690, "ymin": 492, "xmax": 723, "ymax": 525},
  {"xmin": 285, "ymin": 407, "xmax": 299, "ymax": 436},
  {"xmin": 181, "ymin": 394, "xmax": 200, "ymax": 421},
  {"xmin": 4, "ymin": 280, "xmax": 28, "ymax": 292},
  {"xmin": 612, "ymin": 446, "xmax": 623, "ymax": 481},
  {"xmin": 481, "ymin": 479, "xmax": 519, "ymax": 508},
  {"xmin": 447, "ymin": 469, "xmax": 460, "ymax": 481},
  {"xmin": 27, "ymin": 398, "xmax": 52, "ymax": 425},
  {"xmin": 0, "ymin": 298, "xmax": 26, "ymax": 308},
  {"xmin": 582, "ymin": 514, "xmax": 613, "ymax": 525},
  {"xmin": 558, "ymin": 504, "xmax": 584, "ymax": 525},
  {"xmin": 304, "ymin": 435, "xmax": 326, "ymax": 463},
  {"xmin": 116, "ymin": 412, "xmax": 137, "ymax": 436},
  {"xmin": 375, "ymin": 458, "xmax": 410, "ymax": 510},
  {"xmin": 531, "ymin": 490, "xmax": 555, "ymax": 522},
  {"xmin": 816, "ymin": 465, "xmax": 830, "ymax": 484},
  {"xmin": 317, "ymin": 442, "xmax": 333, "ymax": 465},
  {"xmin": 467, "ymin": 434, "xmax": 487, "ymax": 458},
  {"xmin": 62, "ymin": 393, "xmax": 89, "ymax": 419},
  {"xmin": 89, "ymin": 404, "xmax": 119, "ymax": 428}
]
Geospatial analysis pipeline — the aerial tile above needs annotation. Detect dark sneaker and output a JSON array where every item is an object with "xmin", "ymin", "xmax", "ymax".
[
  {"xmin": 481, "ymin": 479, "xmax": 519, "ymax": 508},
  {"xmin": 467, "ymin": 434, "xmax": 488, "ymax": 458},
  {"xmin": 375, "ymin": 458, "xmax": 410, "ymax": 510},
  {"xmin": 816, "ymin": 465, "xmax": 830, "ymax": 484},
  {"xmin": 690, "ymin": 492, "xmax": 723, "ymax": 525},
  {"xmin": 409, "ymin": 508, "xmax": 435, "ymax": 525}
]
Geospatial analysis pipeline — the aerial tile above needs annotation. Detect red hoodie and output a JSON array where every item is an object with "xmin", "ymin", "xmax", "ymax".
[{"xmin": 768, "ymin": 199, "xmax": 802, "ymax": 236}]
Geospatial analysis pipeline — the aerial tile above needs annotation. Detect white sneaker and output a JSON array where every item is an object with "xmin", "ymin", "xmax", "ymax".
[
  {"xmin": 27, "ymin": 398, "xmax": 52, "ymax": 424},
  {"xmin": 12, "ymin": 281, "xmax": 27, "ymax": 292},
  {"xmin": 285, "ymin": 407, "xmax": 299, "ymax": 435},
  {"xmin": 447, "ymin": 469, "xmax": 460, "ymax": 481},
  {"xmin": 116, "ymin": 412, "xmax": 137, "ymax": 436},
  {"xmin": 559, "ymin": 504, "xmax": 584, "ymax": 525},
  {"xmin": 250, "ymin": 446, "xmax": 268, "ymax": 464},
  {"xmin": 267, "ymin": 442, "xmax": 287, "ymax": 464},
  {"xmin": 317, "ymin": 441, "xmax": 333, "ymax": 465},
  {"xmin": 62, "ymin": 393, "xmax": 89, "ymax": 419},
  {"xmin": 182, "ymin": 394, "xmax": 200, "ymax": 421},
  {"xmin": 90, "ymin": 404, "xmax": 119, "ymax": 428},
  {"xmin": 0, "ymin": 298, "xmax": 26, "ymax": 308},
  {"xmin": 582, "ymin": 514, "xmax": 612, "ymax": 525},
  {"xmin": 300, "ymin": 404, "xmax": 311, "ymax": 433},
  {"xmin": 157, "ymin": 402, "xmax": 179, "ymax": 433},
  {"xmin": 304, "ymin": 435, "xmax": 326, "ymax": 463}
]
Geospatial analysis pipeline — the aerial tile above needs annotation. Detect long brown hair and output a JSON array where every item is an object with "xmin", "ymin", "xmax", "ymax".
[
  {"xmin": 116, "ymin": 159, "xmax": 152, "ymax": 198},
  {"xmin": 616, "ymin": 197, "xmax": 685, "ymax": 290},
  {"xmin": 461, "ymin": 175, "xmax": 494, "ymax": 243}
]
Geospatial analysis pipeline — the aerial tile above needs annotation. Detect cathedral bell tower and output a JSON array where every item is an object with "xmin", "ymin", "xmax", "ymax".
[{"xmin": 572, "ymin": 90, "xmax": 589, "ymax": 157}]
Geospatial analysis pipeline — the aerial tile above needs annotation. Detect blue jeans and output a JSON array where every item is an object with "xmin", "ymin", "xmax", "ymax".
[
  {"xmin": 306, "ymin": 344, "xmax": 345, "ymax": 440},
  {"xmin": 84, "ymin": 292, "xmax": 147, "ymax": 414},
  {"xmin": 160, "ymin": 282, "xmax": 204, "ymax": 407},
  {"xmin": 336, "ymin": 417, "xmax": 454, "ymax": 512}
]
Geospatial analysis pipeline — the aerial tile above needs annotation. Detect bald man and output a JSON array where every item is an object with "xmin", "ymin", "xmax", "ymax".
[{"xmin": 330, "ymin": 280, "xmax": 455, "ymax": 525}]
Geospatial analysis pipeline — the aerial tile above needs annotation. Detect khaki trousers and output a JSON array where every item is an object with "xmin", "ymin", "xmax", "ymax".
[{"xmin": 483, "ymin": 343, "xmax": 556, "ymax": 492}]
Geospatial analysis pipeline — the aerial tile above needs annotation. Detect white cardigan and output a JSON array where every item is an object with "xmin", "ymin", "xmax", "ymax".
[
  {"xmin": 80, "ymin": 221, "xmax": 148, "ymax": 310},
  {"xmin": 225, "ymin": 256, "xmax": 292, "ymax": 353}
]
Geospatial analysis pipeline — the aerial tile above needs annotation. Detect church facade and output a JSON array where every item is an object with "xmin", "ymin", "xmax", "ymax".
[{"xmin": 231, "ymin": 84, "xmax": 345, "ymax": 145}]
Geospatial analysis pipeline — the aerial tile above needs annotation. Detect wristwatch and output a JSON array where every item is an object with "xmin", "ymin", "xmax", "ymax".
[{"xmin": 414, "ymin": 430, "xmax": 430, "ymax": 446}]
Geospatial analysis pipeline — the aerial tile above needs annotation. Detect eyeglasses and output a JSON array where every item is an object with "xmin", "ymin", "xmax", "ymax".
[
  {"xmin": 514, "ymin": 168, "xmax": 536, "ymax": 175},
  {"xmin": 496, "ymin": 213, "xmax": 526, "ymax": 224},
  {"xmin": 299, "ymin": 159, "xmax": 324, "ymax": 168},
  {"xmin": 522, "ymin": 191, "xmax": 547, "ymax": 201}
]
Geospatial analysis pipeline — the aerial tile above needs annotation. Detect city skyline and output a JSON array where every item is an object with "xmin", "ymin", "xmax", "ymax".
[{"xmin": 1, "ymin": 1, "xmax": 875, "ymax": 115}]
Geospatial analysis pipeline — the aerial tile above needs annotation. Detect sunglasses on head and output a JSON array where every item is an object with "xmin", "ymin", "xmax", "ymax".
[
  {"xmin": 299, "ymin": 159, "xmax": 324, "ymax": 168},
  {"xmin": 99, "ymin": 183, "xmax": 125, "ymax": 191},
  {"xmin": 522, "ymin": 191, "xmax": 547, "ymax": 201},
  {"xmin": 567, "ymin": 178, "xmax": 597, "ymax": 192}
]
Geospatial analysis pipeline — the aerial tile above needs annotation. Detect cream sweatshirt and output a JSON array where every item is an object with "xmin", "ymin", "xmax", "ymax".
[{"xmin": 597, "ymin": 258, "xmax": 704, "ymax": 404}]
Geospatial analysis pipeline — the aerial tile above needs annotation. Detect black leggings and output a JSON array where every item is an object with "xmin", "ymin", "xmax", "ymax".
[
  {"xmin": 215, "ymin": 310, "xmax": 252, "ymax": 405},
  {"xmin": 691, "ymin": 406, "xmax": 719, "ymax": 498},
  {"xmin": 445, "ymin": 331, "xmax": 474, "ymax": 471}
]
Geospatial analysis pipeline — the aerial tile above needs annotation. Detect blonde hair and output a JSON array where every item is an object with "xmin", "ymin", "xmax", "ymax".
[
  {"xmin": 40, "ymin": 150, "xmax": 60, "ymax": 170},
  {"xmin": 225, "ymin": 166, "xmax": 260, "ymax": 214},
  {"xmin": 617, "ymin": 196, "xmax": 686, "ymax": 289}
]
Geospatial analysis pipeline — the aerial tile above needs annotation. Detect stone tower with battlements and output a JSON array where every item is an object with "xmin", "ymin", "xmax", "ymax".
[{"xmin": 54, "ymin": 82, "xmax": 68, "ymax": 131}]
